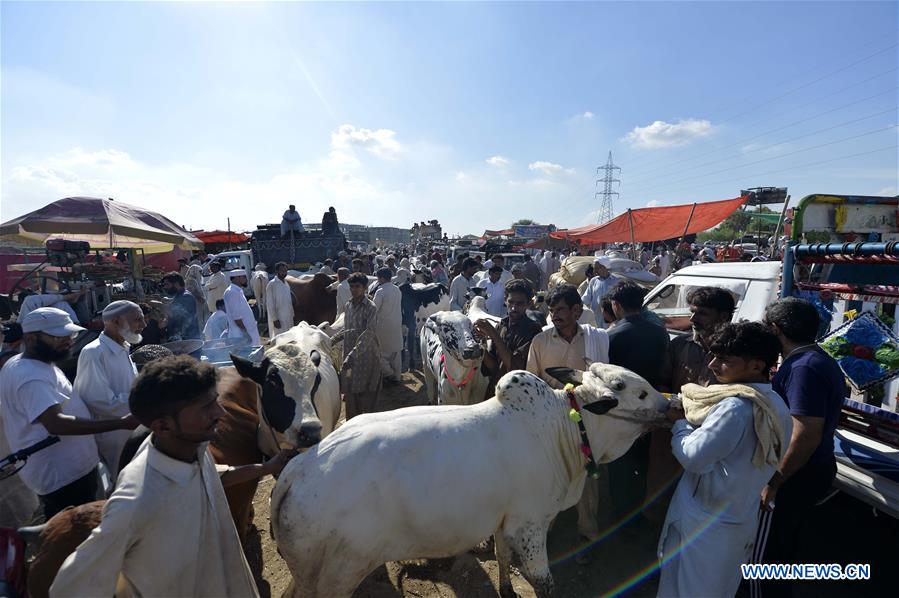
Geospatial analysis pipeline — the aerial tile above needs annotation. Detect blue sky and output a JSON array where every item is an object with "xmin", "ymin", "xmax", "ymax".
[{"xmin": 2, "ymin": 1, "xmax": 896, "ymax": 235}]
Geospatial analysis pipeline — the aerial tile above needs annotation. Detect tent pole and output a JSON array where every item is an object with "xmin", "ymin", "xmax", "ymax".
[
  {"xmin": 682, "ymin": 203, "xmax": 697, "ymax": 239},
  {"xmin": 771, "ymin": 195, "xmax": 791, "ymax": 259},
  {"xmin": 227, "ymin": 218, "xmax": 232, "ymax": 251},
  {"xmin": 627, "ymin": 209, "xmax": 637, "ymax": 260}
]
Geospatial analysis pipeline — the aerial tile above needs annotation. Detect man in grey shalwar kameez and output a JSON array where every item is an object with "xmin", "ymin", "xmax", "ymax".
[{"xmin": 341, "ymin": 272, "xmax": 382, "ymax": 419}]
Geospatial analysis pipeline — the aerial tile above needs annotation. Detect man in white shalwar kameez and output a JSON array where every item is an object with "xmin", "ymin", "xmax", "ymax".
[
  {"xmin": 203, "ymin": 300, "xmax": 229, "ymax": 341},
  {"xmin": 51, "ymin": 356, "xmax": 294, "ymax": 598},
  {"xmin": 223, "ymin": 270, "xmax": 260, "ymax": 346},
  {"xmin": 335, "ymin": 268, "xmax": 352, "ymax": 319},
  {"xmin": 658, "ymin": 322, "xmax": 792, "ymax": 598},
  {"xmin": 73, "ymin": 301, "xmax": 144, "ymax": 479},
  {"xmin": 372, "ymin": 267, "xmax": 403, "ymax": 384},
  {"xmin": 265, "ymin": 262, "xmax": 295, "ymax": 338},
  {"xmin": 204, "ymin": 261, "xmax": 229, "ymax": 313}
]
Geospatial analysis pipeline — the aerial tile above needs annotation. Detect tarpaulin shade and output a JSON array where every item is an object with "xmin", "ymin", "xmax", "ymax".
[
  {"xmin": 482, "ymin": 229, "xmax": 515, "ymax": 238},
  {"xmin": 552, "ymin": 195, "xmax": 749, "ymax": 244},
  {"xmin": 523, "ymin": 235, "xmax": 570, "ymax": 250},
  {"xmin": 0, "ymin": 197, "xmax": 203, "ymax": 254},
  {"xmin": 194, "ymin": 230, "xmax": 250, "ymax": 245}
]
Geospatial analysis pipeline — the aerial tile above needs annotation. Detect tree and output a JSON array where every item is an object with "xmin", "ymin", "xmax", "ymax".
[{"xmin": 511, "ymin": 219, "xmax": 539, "ymax": 226}]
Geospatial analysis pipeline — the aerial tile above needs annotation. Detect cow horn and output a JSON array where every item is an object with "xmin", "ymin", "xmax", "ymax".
[
  {"xmin": 546, "ymin": 367, "xmax": 583, "ymax": 387},
  {"xmin": 583, "ymin": 398, "xmax": 618, "ymax": 415}
]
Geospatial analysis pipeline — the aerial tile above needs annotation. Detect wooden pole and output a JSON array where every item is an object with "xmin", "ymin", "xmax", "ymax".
[
  {"xmin": 682, "ymin": 203, "xmax": 698, "ymax": 239},
  {"xmin": 227, "ymin": 218, "xmax": 232, "ymax": 251},
  {"xmin": 627, "ymin": 209, "xmax": 637, "ymax": 260}
]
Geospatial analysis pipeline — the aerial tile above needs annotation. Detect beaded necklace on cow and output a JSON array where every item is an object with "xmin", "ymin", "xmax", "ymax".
[
  {"xmin": 440, "ymin": 354, "xmax": 477, "ymax": 388},
  {"xmin": 565, "ymin": 383, "xmax": 600, "ymax": 480}
]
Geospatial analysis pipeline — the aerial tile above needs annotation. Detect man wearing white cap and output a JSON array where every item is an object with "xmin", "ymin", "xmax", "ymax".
[
  {"xmin": 74, "ymin": 300, "xmax": 145, "ymax": 479},
  {"xmin": 581, "ymin": 256, "xmax": 621, "ymax": 329},
  {"xmin": 0, "ymin": 308, "xmax": 138, "ymax": 518},
  {"xmin": 223, "ymin": 270, "xmax": 260, "ymax": 346},
  {"xmin": 266, "ymin": 262, "xmax": 295, "ymax": 338},
  {"xmin": 373, "ymin": 268, "xmax": 403, "ymax": 384}
]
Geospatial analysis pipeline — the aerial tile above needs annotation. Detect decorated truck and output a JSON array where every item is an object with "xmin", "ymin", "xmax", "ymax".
[
  {"xmin": 249, "ymin": 224, "xmax": 346, "ymax": 271},
  {"xmin": 643, "ymin": 193, "xmax": 899, "ymax": 517}
]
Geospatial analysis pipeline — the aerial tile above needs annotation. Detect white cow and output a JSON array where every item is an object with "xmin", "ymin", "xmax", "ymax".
[
  {"xmin": 420, "ymin": 310, "xmax": 491, "ymax": 405},
  {"xmin": 265, "ymin": 322, "xmax": 341, "ymax": 437},
  {"xmin": 249, "ymin": 268, "xmax": 269, "ymax": 321},
  {"xmin": 270, "ymin": 363, "xmax": 669, "ymax": 598}
]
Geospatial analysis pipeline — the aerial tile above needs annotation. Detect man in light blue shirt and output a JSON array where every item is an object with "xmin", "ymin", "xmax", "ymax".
[
  {"xmin": 658, "ymin": 322, "xmax": 792, "ymax": 597},
  {"xmin": 580, "ymin": 257, "xmax": 620, "ymax": 328}
]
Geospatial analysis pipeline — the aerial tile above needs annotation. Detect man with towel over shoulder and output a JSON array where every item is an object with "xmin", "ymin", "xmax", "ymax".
[{"xmin": 658, "ymin": 321, "xmax": 792, "ymax": 597}]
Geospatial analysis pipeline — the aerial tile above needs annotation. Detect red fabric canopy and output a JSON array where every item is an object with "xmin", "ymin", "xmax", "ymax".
[
  {"xmin": 194, "ymin": 230, "xmax": 250, "ymax": 244},
  {"xmin": 552, "ymin": 195, "xmax": 749, "ymax": 244}
]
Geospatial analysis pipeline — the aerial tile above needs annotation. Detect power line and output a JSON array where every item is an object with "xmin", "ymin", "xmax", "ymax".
[
  {"xmin": 661, "ymin": 144, "xmax": 898, "ymax": 194},
  {"xmin": 626, "ymin": 85, "xmax": 898, "ymax": 181},
  {"xmin": 627, "ymin": 106, "xmax": 897, "ymax": 188},
  {"xmin": 629, "ymin": 56, "xmax": 899, "ymax": 175},
  {"xmin": 627, "ymin": 124, "xmax": 897, "ymax": 195}
]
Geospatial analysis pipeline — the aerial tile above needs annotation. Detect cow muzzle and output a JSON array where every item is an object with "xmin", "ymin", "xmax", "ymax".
[
  {"xmin": 295, "ymin": 421, "xmax": 323, "ymax": 448},
  {"xmin": 461, "ymin": 345, "xmax": 482, "ymax": 360}
]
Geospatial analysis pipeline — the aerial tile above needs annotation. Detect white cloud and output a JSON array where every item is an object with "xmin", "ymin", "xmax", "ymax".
[
  {"xmin": 646, "ymin": 200, "xmax": 661, "ymax": 207},
  {"xmin": 622, "ymin": 118, "xmax": 714, "ymax": 149},
  {"xmin": 486, "ymin": 155, "xmax": 509, "ymax": 167},
  {"xmin": 455, "ymin": 171, "xmax": 469, "ymax": 181},
  {"xmin": 582, "ymin": 111, "xmax": 594, "ymax": 119},
  {"xmin": 330, "ymin": 124, "xmax": 403, "ymax": 159},
  {"xmin": 877, "ymin": 186, "xmax": 897, "ymax": 196},
  {"xmin": 528, "ymin": 161, "xmax": 575, "ymax": 175}
]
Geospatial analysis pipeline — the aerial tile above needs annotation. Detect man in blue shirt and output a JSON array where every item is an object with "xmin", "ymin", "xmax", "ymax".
[
  {"xmin": 756, "ymin": 297, "xmax": 846, "ymax": 597},
  {"xmin": 162, "ymin": 273, "xmax": 200, "ymax": 341}
]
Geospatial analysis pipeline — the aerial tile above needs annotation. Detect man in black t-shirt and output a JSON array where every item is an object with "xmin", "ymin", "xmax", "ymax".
[
  {"xmin": 606, "ymin": 281, "xmax": 670, "ymax": 529},
  {"xmin": 474, "ymin": 279, "xmax": 543, "ymax": 399}
]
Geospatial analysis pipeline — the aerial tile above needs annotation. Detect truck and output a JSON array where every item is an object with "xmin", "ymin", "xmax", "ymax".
[
  {"xmin": 642, "ymin": 193, "xmax": 899, "ymax": 518},
  {"xmin": 248, "ymin": 224, "xmax": 346, "ymax": 271}
]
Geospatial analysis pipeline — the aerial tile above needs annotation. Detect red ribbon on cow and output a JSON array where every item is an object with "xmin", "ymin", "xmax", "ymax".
[{"xmin": 440, "ymin": 353, "xmax": 477, "ymax": 388}]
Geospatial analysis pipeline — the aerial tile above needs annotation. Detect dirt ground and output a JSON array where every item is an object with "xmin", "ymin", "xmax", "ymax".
[{"xmin": 242, "ymin": 370, "xmax": 664, "ymax": 598}]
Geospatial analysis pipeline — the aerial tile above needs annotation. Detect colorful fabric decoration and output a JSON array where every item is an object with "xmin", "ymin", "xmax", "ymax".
[
  {"xmin": 565, "ymin": 383, "xmax": 600, "ymax": 480},
  {"xmin": 818, "ymin": 311, "xmax": 899, "ymax": 390}
]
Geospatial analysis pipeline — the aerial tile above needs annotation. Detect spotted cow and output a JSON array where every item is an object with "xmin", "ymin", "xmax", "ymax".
[
  {"xmin": 268, "ymin": 363, "xmax": 670, "ymax": 598},
  {"xmin": 420, "ymin": 310, "xmax": 490, "ymax": 406}
]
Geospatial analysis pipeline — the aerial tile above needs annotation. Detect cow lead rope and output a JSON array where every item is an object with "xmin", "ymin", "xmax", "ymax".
[{"xmin": 565, "ymin": 383, "xmax": 600, "ymax": 480}]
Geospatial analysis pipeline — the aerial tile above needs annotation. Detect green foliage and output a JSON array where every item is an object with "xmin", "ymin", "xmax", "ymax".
[{"xmin": 512, "ymin": 219, "xmax": 539, "ymax": 226}]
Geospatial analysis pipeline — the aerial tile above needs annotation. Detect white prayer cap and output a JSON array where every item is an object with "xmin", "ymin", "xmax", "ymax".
[
  {"xmin": 21, "ymin": 307, "xmax": 85, "ymax": 337},
  {"xmin": 229, "ymin": 269, "xmax": 247, "ymax": 278},
  {"xmin": 102, "ymin": 300, "xmax": 141, "ymax": 320},
  {"xmin": 594, "ymin": 256, "xmax": 612, "ymax": 268}
]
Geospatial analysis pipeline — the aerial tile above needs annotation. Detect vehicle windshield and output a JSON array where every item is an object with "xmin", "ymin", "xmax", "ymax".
[
  {"xmin": 644, "ymin": 277, "xmax": 747, "ymax": 332},
  {"xmin": 203, "ymin": 255, "xmax": 244, "ymax": 276}
]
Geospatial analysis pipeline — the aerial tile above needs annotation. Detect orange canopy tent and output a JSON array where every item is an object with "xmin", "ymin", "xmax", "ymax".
[
  {"xmin": 552, "ymin": 194, "xmax": 749, "ymax": 244},
  {"xmin": 194, "ymin": 230, "xmax": 250, "ymax": 245}
]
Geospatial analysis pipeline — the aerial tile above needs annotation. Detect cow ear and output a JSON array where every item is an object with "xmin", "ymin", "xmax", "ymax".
[
  {"xmin": 309, "ymin": 350, "xmax": 321, "ymax": 367},
  {"xmin": 231, "ymin": 354, "xmax": 269, "ymax": 385},
  {"xmin": 546, "ymin": 367, "xmax": 584, "ymax": 387},
  {"xmin": 583, "ymin": 398, "xmax": 618, "ymax": 415}
]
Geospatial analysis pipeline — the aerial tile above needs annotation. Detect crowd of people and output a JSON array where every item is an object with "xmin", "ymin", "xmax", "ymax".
[{"xmin": 0, "ymin": 239, "xmax": 848, "ymax": 598}]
